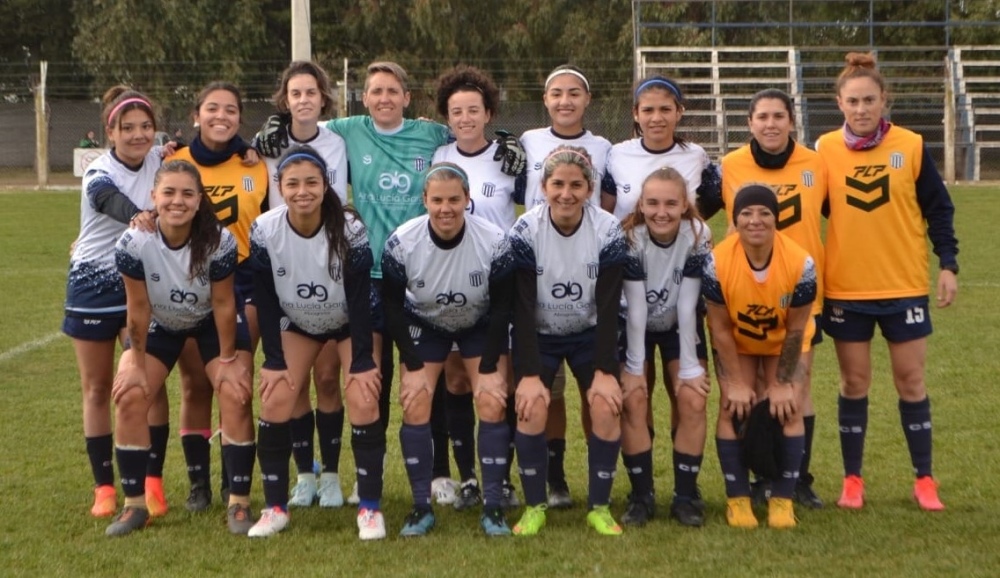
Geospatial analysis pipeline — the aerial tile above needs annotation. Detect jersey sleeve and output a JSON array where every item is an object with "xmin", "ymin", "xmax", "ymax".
[
  {"xmin": 208, "ymin": 229, "xmax": 238, "ymax": 282},
  {"xmin": 381, "ymin": 232, "xmax": 423, "ymax": 372},
  {"xmin": 509, "ymin": 217, "xmax": 537, "ymax": 272},
  {"xmin": 85, "ymin": 167, "xmax": 141, "ymax": 225},
  {"xmin": 115, "ymin": 231, "xmax": 145, "ymax": 280},
  {"xmin": 344, "ymin": 217, "xmax": 376, "ymax": 373},
  {"xmin": 598, "ymin": 219, "xmax": 629, "ymax": 271},
  {"xmin": 248, "ymin": 222, "xmax": 285, "ymax": 370},
  {"xmin": 684, "ymin": 224, "xmax": 713, "ymax": 278},
  {"xmin": 790, "ymin": 255, "xmax": 817, "ymax": 308},
  {"xmin": 623, "ymin": 241, "xmax": 645, "ymax": 282},
  {"xmin": 914, "ymin": 145, "xmax": 959, "ymax": 269},
  {"xmin": 701, "ymin": 252, "xmax": 725, "ymax": 305}
]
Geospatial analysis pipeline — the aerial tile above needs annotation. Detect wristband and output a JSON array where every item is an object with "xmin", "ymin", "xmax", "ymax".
[{"xmin": 218, "ymin": 354, "xmax": 238, "ymax": 364}]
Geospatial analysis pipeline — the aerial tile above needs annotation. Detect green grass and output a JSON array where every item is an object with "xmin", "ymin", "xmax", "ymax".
[{"xmin": 1, "ymin": 187, "xmax": 998, "ymax": 577}]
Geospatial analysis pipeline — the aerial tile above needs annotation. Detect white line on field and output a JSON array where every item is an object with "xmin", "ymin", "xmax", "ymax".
[
  {"xmin": 0, "ymin": 332, "xmax": 63, "ymax": 363},
  {"xmin": 961, "ymin": 281, "xmax": 1000, "ymax": 288}
]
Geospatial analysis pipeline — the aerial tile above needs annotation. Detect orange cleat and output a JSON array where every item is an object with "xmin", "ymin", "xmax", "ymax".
[
  {"xmin": 145, "ymin": 476, "xmax": 169, "ymax": 518},
  {"xmin": 91, "ymin": 484, "xmax": 117, "ymax": 518},
  {"xmin": 913, "ymin": 476, "xmax": 945, "ymax": 511},
  {"xmin": 837, "ymin": 475, "xmax": 865, "ymax": 510}
]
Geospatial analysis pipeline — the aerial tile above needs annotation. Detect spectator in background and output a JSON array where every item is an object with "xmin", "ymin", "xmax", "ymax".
[{"xmin": 80, "ymin": 130, "xmax": 100, "ymax": 148}]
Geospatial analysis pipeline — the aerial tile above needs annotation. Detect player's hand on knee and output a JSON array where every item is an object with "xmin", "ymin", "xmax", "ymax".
[
  {"xmin": 515, "ymin": 376, "xmax": 549, "ymax": 421},
  {"xmin": 587, "ymin": 370, "xmax": 623, "ymax": 416}
]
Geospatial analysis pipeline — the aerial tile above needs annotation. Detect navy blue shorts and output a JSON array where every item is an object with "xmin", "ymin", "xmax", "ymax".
[
  {"xmin": 62, "ymin": 312, "xmax": 126, "ymax": 341},
  {"xmin": 410, "ymin": 321, "xmax": 490, "ymax": 363},
  {"xmin": 370, "ymin": 280, "xmax": 385, "ymax": 334},
  {"xmin": 130, "ymin": 314, "xmax": 252, "ymax": 369},
  {"xmin": 822, "ymin": 297, "xmax": 932, "ymax": 343},
  {"xmin": 811, "ymin": 314, "xmax": 824, "ymax": 346},
  {"xmin": 643, "ymin": 322, "xmax": 709, "ymax": 367},
  {"xmin": 234, "ymin": 262, "xmax": 254, "ymax": 306},
  {"xmin": 516, "ymin": 328, "xmax": 603, "ymax": 392},
  {"xmin": 286, "ymin": 321, "xmax": 351, "ymax": 345}
]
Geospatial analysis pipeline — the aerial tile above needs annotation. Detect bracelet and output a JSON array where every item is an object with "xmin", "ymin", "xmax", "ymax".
[{"xmin": 218, "ymin": 354, "xmax": 238, "ymax": 364}]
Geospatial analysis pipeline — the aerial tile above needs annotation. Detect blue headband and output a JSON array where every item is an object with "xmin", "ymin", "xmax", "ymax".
[
  {"xmin": 425, "ymin": 164, "xmax": 469, "ymax": 189},
  {"xmin": 634, "ymin": 78, "xmax": 683, "ymax": 102},
  {"xmin": 278, "ymin": 151, "xmax": 328, "ymax": 175}
]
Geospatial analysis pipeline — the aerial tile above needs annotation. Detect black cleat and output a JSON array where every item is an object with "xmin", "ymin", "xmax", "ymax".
[
  {"xmin": 621, "ymin": 492, "xmax": 656, "ymax": 527},
  {"xmin": 794, "ymin": 477, "xmax": 824, "ymax": 509},
  {"xmin": 185, "ymin": 482, "xmax": 212, "ymax": 512},
  {"xmin": 670, "ymin": 496, "xmax": 705, "ymax": 527},
  {"xmin": 105, "ymin": 506, "xmax": 150, "ymax": 536}
]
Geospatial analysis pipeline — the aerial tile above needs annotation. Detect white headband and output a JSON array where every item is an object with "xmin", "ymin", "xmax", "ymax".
[{"xmin": 544, "ymin": 69, "xmax": 590, "ymax": 93}]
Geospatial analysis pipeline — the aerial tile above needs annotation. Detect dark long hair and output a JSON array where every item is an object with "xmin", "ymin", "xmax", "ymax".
[{"xmin": 154, "ymin": 160, "xmax": 221, "ymax": 281}]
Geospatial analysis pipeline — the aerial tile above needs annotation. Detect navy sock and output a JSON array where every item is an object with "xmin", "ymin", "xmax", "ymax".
[
  {"xmin": 222, "ymin": 443, "xmax": 255, "ymax": 498},
  {"xmin": 316, "ymin": 409, "xmax": 344, "ymax": 474},
  {"xmin": 378, "ymin": 332, "xmax": 395, "ymax": 434},
  {"xmin": 622, "ymin": 449, "xmax": 654, "ymax": 498},
  {"xmin": 257, "ymin": 419, "xmax": 291, "ymax": 510},
  {"xmin": 515, "ymin": 430, "xmax": 548, "ymax": 506},
  {"xmin": 180, "ymin": 433, "xmax": 210, "ymax": 486},
  {"xmin": 289, "ymin": 411, "xmax": 315, "ymax": 474},
  {"xmin": 801, "ymin": 415, "xmax": 815, "ymax": 482},
  {"xmin": 478, "ymin": 420, "xmax": 510, "ymax": 508},
  {"xmin": 430, "ymin": 382, "xmax": 451, "ymax": 479},
  {"xmin": 673, "ymin": 450, "xmax": 703, "ymax": 500},
  {"xmin": 86, "ymin": 434, "xmax": 115, "ymax": 487},
  {"xmin": 587, "ymin": 434, "xmax": 621, "ymax": 509},
  {"xmin": 352, "ymin": 421, "xmax": 386, "ymax": 507},
  {"xmin": 447, "ymin": 391, "xmax": 477, "ymax": 482},
  {"xmin": 400, "ymin": 423, "xmax": 434, "ymax": 509},
  {"xmin": 717, "ymin": 438, "xmax": 750, "ymax": 498},
  {"xmin": 504, "ymin": 395, "xmax": 517, "ymax": 481},
  {"xmin": 146, "ymin": 424, "xmax": 169, "ymax": 478},
  {"xmin": 547, "ymin": 438, "xmax": 567, "ymax": 489},
  {"xmin": 838, "ymin": 396, "xmax": 868, "ymax": 477},
  {"xmin": 772, "ymin": 434, "xmax": 805, "ymax": 499},
  {"xmin": 115, "ymin": 446, "xmax": 149, "ymax": 498},
  {"xmin": 899, "ymin": 397, "xmax": 933, "ymax": 478}
]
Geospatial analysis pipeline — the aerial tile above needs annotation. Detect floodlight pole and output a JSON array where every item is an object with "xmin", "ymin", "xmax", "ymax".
[
  {"xmin": 291, "ymin": 0, "xmax": 312, "ymax": 61},
  {"xmin": 35, "ymin": 61, "xmax": 48, "ymax": 188}
]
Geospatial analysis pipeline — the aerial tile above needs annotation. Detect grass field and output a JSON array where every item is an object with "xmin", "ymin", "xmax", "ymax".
[{"xmin": 1, "ymin": 186, "xmax": 998, "ymax": 577}]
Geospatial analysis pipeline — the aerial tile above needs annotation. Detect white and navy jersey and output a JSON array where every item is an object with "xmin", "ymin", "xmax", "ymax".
[
  {"xmin": 66, "ymin": 148, "xmax": 162, "ymax": 316},
  {"xmin": 521, "ymin": 128, "xmax": 613, "ymax": 209},
  {"xmin": 115, "ymin": 226, "xmax": 237, "ymax": 332},
  {"xmin": 607, "ymin": 138, "xmax": 711, "ymax": 220},
  {"xmin": 249, "ymin": 208, "xmax": 370, "ymax": 336},
  {"xmin": 510, "ymin": 204, "xmax": 629, "ymax": 336},
  {"xmin": 382, "ymin": 214, "xmax": 514, "ymax": 334},
  {"xmin": 264, "ymin": 126, "xmax": 348, "ymax": 209},
  {"xmin": 432, "ymin": 142, "xmax": 519, "ymax": 230},
  {"xmin": 625, "ymin": 220, "xmax": 712, "ymax": 332}
]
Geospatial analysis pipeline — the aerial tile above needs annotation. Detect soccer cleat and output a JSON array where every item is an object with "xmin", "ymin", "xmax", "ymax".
[
  {"xmin": 547, "ymin": 486, "xmax": 573, "ymax": 509},
  {"xmin": 837, "ymin": 475, "xmax": 865, "ymax": 510},
  {"xmin": 318, "ymin": 473, "xmax": 344, "ymax": 508},
  {"xmin": 288, "ymin": 475, "xmax": 318, "ymax": 507},
  {"xmin": 670, "ymin": 496, "xmax": 705, "ymax": 528},
  {"xmin": 431, "ymin": 477, "xmax": 460, "ymax": 505},
  {"xmin": 621, "ymin": 492, "xmax": 656, "ymax": 527},
  {"xmin": 144, "ymin": 477, "xmax": 168, "ymax": 518},
  {"xmin": 768, "ymin": 497, "xmax": 797, "ymax": 529},
  {"xmin": 105, "ymin": 506, "xmax": 150, "ymax": 537},
  {"xmin": 794, "ymin": 479, "xmax": 825, "ymax": 509},
  {"xmin": 500, "ymin": 480, "xmax": 521, "ymax": 510},
  {"xmin": 399, "ymin": 508, "xmax": 436, "ymax": 537},
  {"xmin": 913, "ymin": 476, "xmax": 945, "ymax": 511},
  {"xmin": 453, "ymin": 479, "xmax": 482, "ymax": 511},
  {"xmin": 726, "ymin": 497, "xmax": 759, "ymax": 529},
  {"xmin": 357, "ymin": 507, "xmax": 386, "ymax": 541},
  {"xmin": 226, "ymin": 503, "xmax": 255, "ymax": 535},
  {"xmin": 247, "ymin": 507, "xmax": 289, "ymax": 538},
  {"xmin": 480, "ymin": 508, "xmax": 513, "ymax": 537},
  {"xmin": 185, "ymin": 482, "xmax": 212, "ymax": 512},
  {"xmin": 587, "ymin": 505, "xmax": 623, "ymax": 536},
  {"xmin": 91, "ymin": 485, "xmax": 117, "ymax": 518},
  {"xmin": 347, "ymin": 481, "xmax": 360, "ymax": 505},
  {"xmin": 750, "ymin": 479, "xmax": 771, "ymax": 506},
  {"xmin": 512, "ymin": 504, "xmax": 547, "ymax": 536}
]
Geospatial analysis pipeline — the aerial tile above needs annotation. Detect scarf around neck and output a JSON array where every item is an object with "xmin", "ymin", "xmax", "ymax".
[
  {"xmin": 188, "ymin": 135, "xmax": 249, "ymax": 167},
  {"xmin": 843, "ymin": 118, "xmax": 891, "ymax": 151},
  {"xmin": 749, "ymin": 137, "xmax": 795, "ymax": 170}
]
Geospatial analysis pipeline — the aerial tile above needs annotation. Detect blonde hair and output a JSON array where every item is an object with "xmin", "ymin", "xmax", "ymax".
[{"xmin": 621, "ymin": 166, "xmax": 705, "ymax": 248}]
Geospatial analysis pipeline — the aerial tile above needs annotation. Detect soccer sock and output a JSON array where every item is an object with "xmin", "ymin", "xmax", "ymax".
[
  {"xmin": 504, "ymin": 395, "xmax": 517, "ymax": 482},
  {"xmin": 478, "ymin": 420, "xmax": 510, "ymax": 508},
  {"xmin": 180, "ymin": 430, "xmax": 211, "ymax": 486},
  {"xmin": 316, "ymin": 408, "xmax": 344, "ymax": 474},
  {"xmin": 772, "ymin": 434, "xmax": 805, "ymax": 499},
  {"xmin": 256, "ymin": 419, "xmax": 291, "ymax": 510},
  {"xmin": 222, "ymin": 442, "xmax": 255, "ymax": 498},
  {"xmin": 430, "ymin": 381, "xmax": 451, "ymax": 479},
  {"xmin": 352, "ymin": 421, "xmax": 386, "ymax": 509},
  {"xmin": 400, "ymin": 423, "xmax": 434, "ymax": 510},
  {"xmin": 587, "ymin": 434, "xmax": 621, "ymax": 509},
  {"xmin": 146, "ymin": 424, "xmax": 169, "ymax": 478},
  {"xmin": 801, "ymin": 415, "xmax": 816, "ymax": 482},
  {"xmin": 838, "ymin": 395, "xmax": 868, "ymax": 477},
  {"xmin": 673, "ymin": 450, "xmax": 704, "ymax": 501},
  {"xmin": 515, "ymin": 430, "xmax": 548, "ymax": 506},
  {"xmin": 547, "ymin": 438, "xmax": 567, "ymax": 490},
  {"xmin": 899, "ymin": 397, "xmax": 933, "ymax": 478},
  {"xmin": 115, "ymin": 446, "xmax": 150, "ymax": 498},
  {"xmin": 446, "ymin": 390, "xmax": 477, "ymax": 482},
  {"xmin": 86, "ymin": 434, "xmax": 115, "ymax": 487},
  {"xmin": 622, "ymin": 449, "xmax": 654, "ymax": 498},
  {"xmin": 717, "ymin": 438, "xmax": 750, "ymax": 498},
  {"xmin": 378, "ymin": 334, "xmax": 395, "ymax": 434},
  {"xmin": 289, "ymin": 411, "xmax": 315, "ymax": 474}
]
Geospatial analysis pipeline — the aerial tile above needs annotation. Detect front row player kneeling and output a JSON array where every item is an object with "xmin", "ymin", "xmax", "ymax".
[
  {"xmin": 108, "ymin": 160, "xmax": 257, "ymax": 536},
  {"xmin": 248, "ymin": 146, "xmax": 386, "ymax": 539},
  {"xmin": 702, "ymin": 184, "xmax": 816, "ymax": 529},
  {"xmin": 382, "ymin": 162, "xmax": 515, "ymax": 536}
]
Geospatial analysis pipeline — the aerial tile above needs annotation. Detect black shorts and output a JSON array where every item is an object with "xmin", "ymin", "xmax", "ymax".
[
  {"xmin": 62, "ymin": 312, "xmax": 126, "ymax": 341},
  {"xmin": 285, "ymin": 321, "xmax": 351, "ymax": 345},
  {"xmin": 516, "ymin": 328, "xmax": 605, "ymax": 392},
  {"xmin": 234, "ymin": 261, "xmax": 254, "ymax": 306},
  {"xmin": 409, "ymin": 321, "xmax": 492, "ymax": 364},
  {"xmin": 823, "ymin": 297, "xmax": 932, "ymax": 343},
  {"xmin": 132, "ymin": 315, "xmax": 252, "ymax": 369}
]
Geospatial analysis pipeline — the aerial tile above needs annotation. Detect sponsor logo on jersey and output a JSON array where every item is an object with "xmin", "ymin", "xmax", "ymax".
[
  {"xmin": 435, "ymin": 291, "xmax": 468, "ymax": 306},
  {"xmin": 83, "ymin": 318, "xmax": 101, "ymax": 325},
  {"xmin": 622, "ymin": 184, "xmax": 631, "ymax": 194},
  {"xmin": 482, "ymin": 183, "xmax": 496, "ymax": 198},
  {"xmin": 150, "ymin": 273, "xmax": 160, "ymax": 282},
  {"xmin": 363, "ymin": 154, "xmax": 373, "ymax": 165},
  {"xmin": 280, "ymin": 316, "xmax": 291, "ymax": 331},
  {"xmin": 469, "ymin": 270, "xmax": 484, "ymax": 287},
  {"xmin": 170, "ymin": 289, "xmax": 199, "ymax": 305},
  {"xmin": 587, "ymin": 262, "xmax": 599, "ymax": 280},
  {"xmin": 416, "ymin": 280, "xmax": 425, "ymax": 288},
  {"xmin": 551, "ymin": 281, "xmax": 583, "ymax": 301},
  {"xmin": 535, "ymin": 266, "xmax": 544, "ymax": 276},
  {"xmin": 297, "ymin": 282, "xmax": 329, "ymax": 302},
  {"xmin": 409, "ymin": 325, "xmax": 422, "ymax": 340},
  {"xmin": 378, "ymin": 171, "xmax": 411, "ymax": 194},
  {"xmin": 532, "ymin": 162, "xmax": 542, "ymax": 171},
  {"xmin": 890, "ymin": 152, "xmax": 904, "ymax": 169},
  {"xmin": 802, "ymin": 170, "xmax": 815, "ymax": 188},
  {"xmin": 646, "ymin": 288, "xmax": 669, "ymax": 304},
  {"xmin": 737, "ymin": 304, "xmax": 778, "ymax": 341},
  {"xmin": 276, "ymin": 267, "xmax": 286, "ymax": 277}
]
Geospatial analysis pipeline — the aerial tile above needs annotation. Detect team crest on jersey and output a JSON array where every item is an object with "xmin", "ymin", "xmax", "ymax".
[
  {"xmin": 280, "ymin": 316, "xmax": 291, "ymax": 331},
  {"xmin": 243, "ymin": 176, "xmax": 254, "ymax": 192},
  {"xmin": 414, "ymin": 157, "xmax": 426, "ymax": 172},
  {"xmin": 328, "ymin": 169, "xmax": 337, "ymax": 184},
  {"xmin": 387, "ymin": 236, "xmax": 400, "ymax": 250},
  {"xmin": 779, "ymin": 293, "xmax": 791, "ymax": 309},
  {"xmin": 482, "ymin": 183, "xmax": 496, "ymax": 198},
  {"xmin": 330, "ymin": 264, "xmax": 342, "ymax": 283},
  {"xmin": 196, "ymin": 273, "xmax": 209, "ymax": 287},
  {"xmin": 672, "ymin": 267, "xmax": 683, "ymax": 285},
  {"xmin": 587, "ymin": 262, "xmax": 599, "ymax": 280},
  {"xmin": 802, "ymin": 170, "xmax": 815, "ymax": 188},
  {"xmin": 890, "ymin": 152, "xmax": 904, "ymax": 169},
  {"xmin": 469, "ymin": 270, "xmax": 484, "ymax": 287},
  {"xmin": 513, "ymin": 220, "xmax": 529, "ymax": 234}
]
